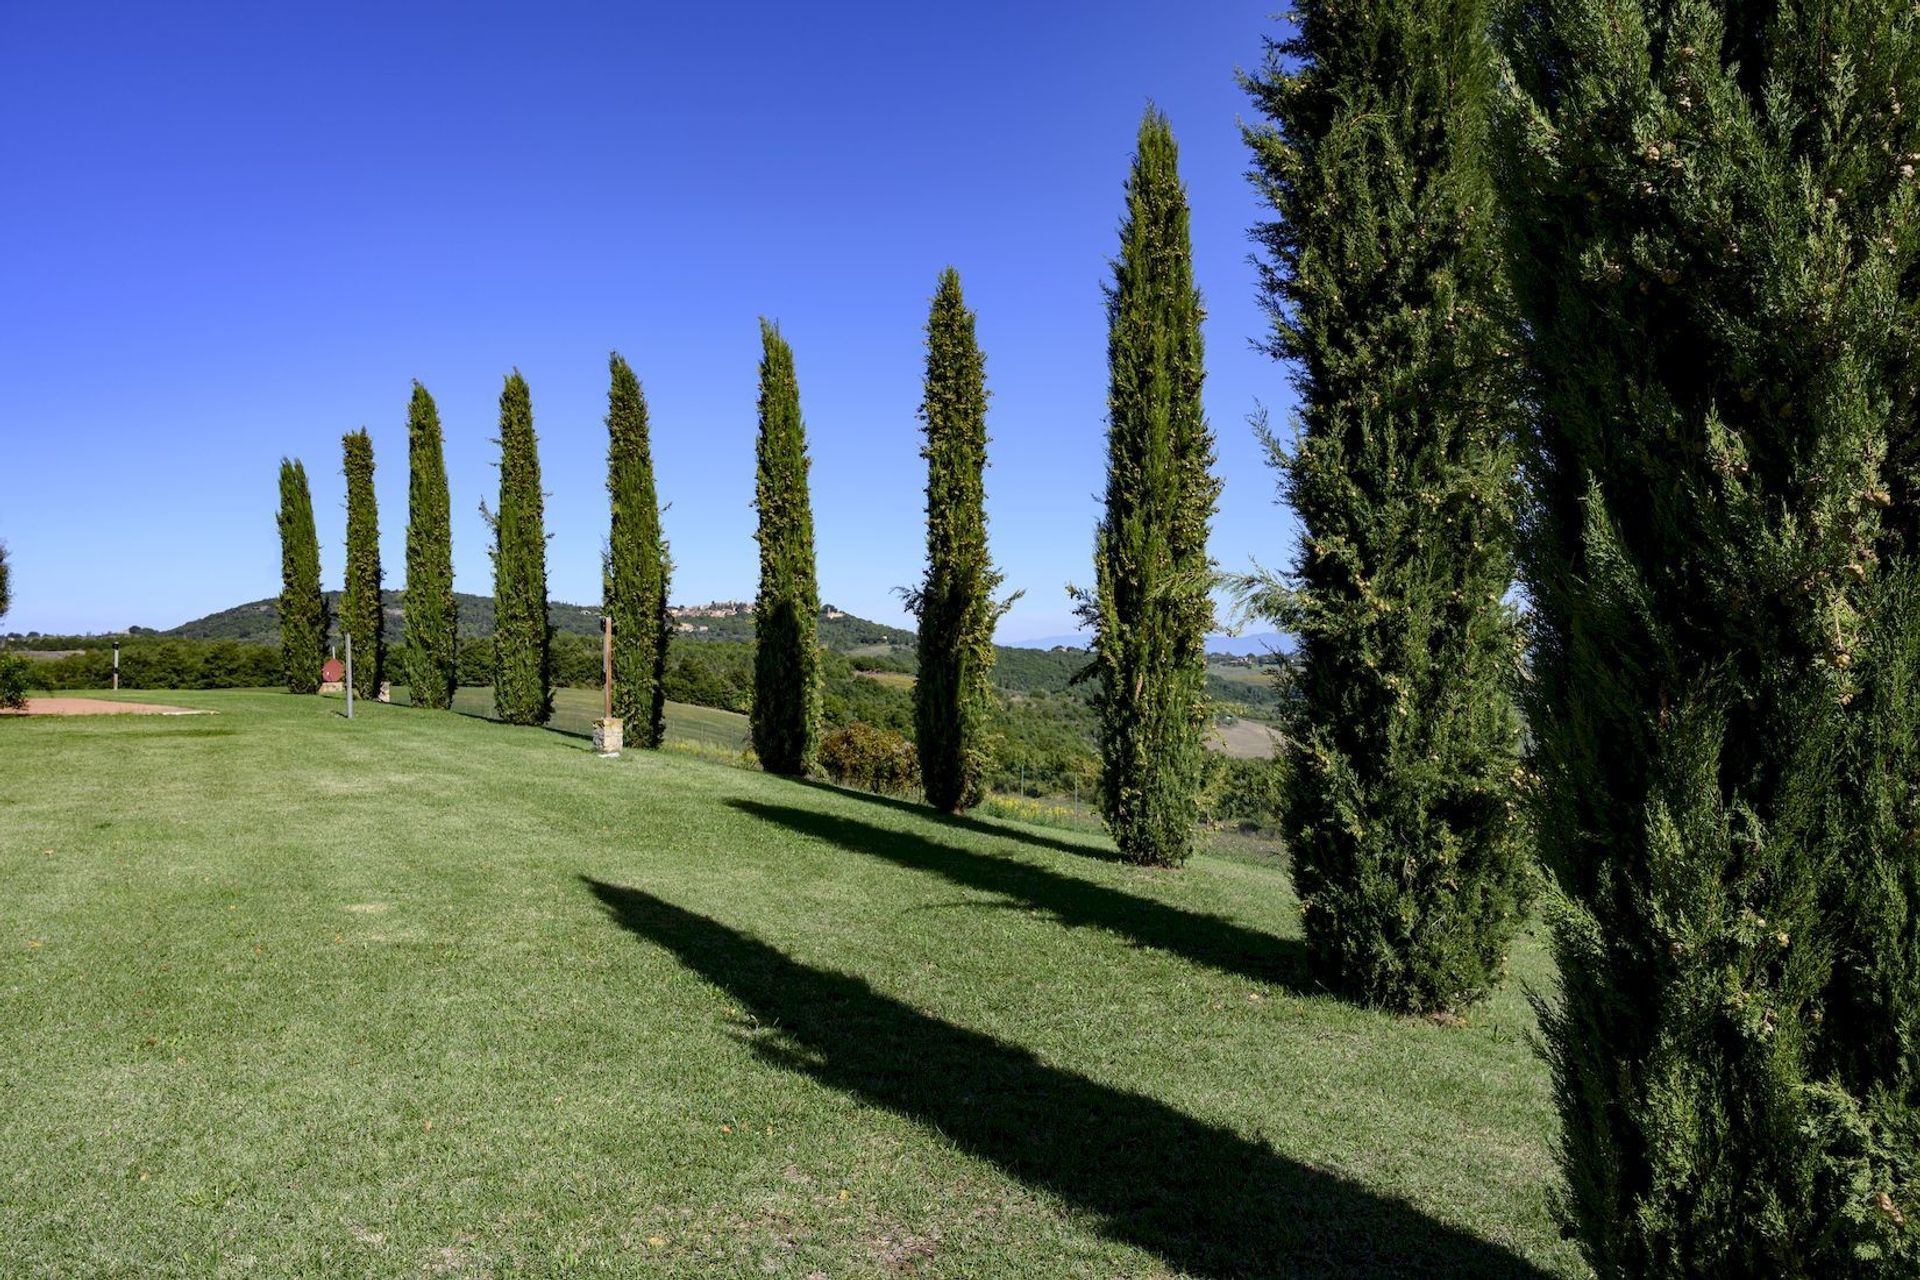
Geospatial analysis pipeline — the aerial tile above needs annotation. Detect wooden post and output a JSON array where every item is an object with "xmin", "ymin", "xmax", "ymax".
[{"xmin": 602, "ymin": 615, "xmax": 613, "ymax": 723}]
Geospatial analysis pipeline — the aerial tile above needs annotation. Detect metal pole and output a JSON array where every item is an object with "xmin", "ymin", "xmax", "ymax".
[
  {"xmin": 112, "ymin": 641, "xmax": 120, "ymax": 692},
  {"xmin": 345, "ymin": 633, "xmax": 354, "ymax": 720},
  {"xmin": 602, "ymin": 615, "xmax": 613, "ymax": 723}
]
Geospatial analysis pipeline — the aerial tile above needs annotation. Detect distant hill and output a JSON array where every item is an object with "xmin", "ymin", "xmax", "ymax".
[
  {"xmin": 166, "ymin": 593, "xmax": 921, "ymax": 654},
  {"xmin": 161, "ymin": 594, "xmax": 1275, "ymax": 708},
  {"xmin": 1009, "ymin": 630, "xmax": 1294, "ymax": 657},
  {"xmin": 165, "ymin": 592, "xmax": 604, "ymax": 646}
]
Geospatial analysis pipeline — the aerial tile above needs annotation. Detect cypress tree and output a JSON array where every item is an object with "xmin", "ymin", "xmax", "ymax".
[
  {"xmin": 909, "ymin": 268, "xmax": 1008, "ymax": 813},
  {"xmin": 1240, "ymin": 2, "xmax": 1528, "ymax": 1013},
  {"xmin": 276, "ymin": 458, "xmax": 327, "ymax": 694},
  {"xmin": 1079, "ymin": 109, "xmax": 1220, "ymax": 868},
  {"xmin": 1501, "ymin": 0, "xmax": 1920, "ymax": 1269},
  {"xmin": 402, "ymin": 381, "xmax": 457, "ymax": 709},
  {"xmin": 605, "ymin": 352, "xmax": 672, "ymax": 747},
  {"xmin": 487, "ymin": 371, "xmax": 552, "ymax": 726},
  {"xmin": 0, "ymin": 541, "xmax": 9, "ymax": 622},
  {"xmin": 750, "ymin": 319, "xmax": 821, "ymax": 776},
  {"xmin": 339, "ymin": 429, "xmax": 384, "ymax": 698}
]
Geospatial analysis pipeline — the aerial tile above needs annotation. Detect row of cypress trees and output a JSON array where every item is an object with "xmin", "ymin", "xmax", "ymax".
[
  {"xmin": 1243, "ymin": 0, "xmax": 1920, "ymax": 1268},
  {"xmin": 275, "ymin": 366, "xmax": 670, "ymax": 731},
  {"xmin": 268, "ymin": 108, "xmax": 1222, "ymax": 874}
]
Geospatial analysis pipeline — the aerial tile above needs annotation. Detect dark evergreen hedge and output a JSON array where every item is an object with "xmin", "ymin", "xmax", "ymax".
[
  {"xmin": 749, "ymin": 320, "xmax": 821, "ymax": 776},
  {"xmin": 339, "ymin": 430, "xmax": 384, "ymax": 698},
  {"xmin": 275, "ymin": 458, "xmax": 327, "ymax": 695},
  {"xmin": 487, "ymin": 371, "xmax": 552, "ymax": 726},
  {"xmin": 909, "ymin": 268, "xmax": 1007, "ymax": 813},
  {"xmin": 1242, "ymin": 0, "xmax": 1529, "ymax": 1012},
  {"xmin": 1501, "ymin": 0, "xmax": 1920, "ymax": 1267},
  {"xmin": 402, "ymin": 382, "xmax": 457, "ymax": 709},
  {"xmin": 1080, "ymin": 109, "xmax": 1220, "ymax": 867},
  {"xmin": 605, "ymin": 352, "xmax": 671, "ymax": 746}
]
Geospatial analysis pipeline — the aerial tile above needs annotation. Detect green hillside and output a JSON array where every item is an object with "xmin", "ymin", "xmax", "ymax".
[
  {"xmin": 0, "ymin": 690, "xmax": 1575, "ymax": 1276},
  {"xmin": 165, "ymin": 591, "xmax": 605, "ymax": 645}
]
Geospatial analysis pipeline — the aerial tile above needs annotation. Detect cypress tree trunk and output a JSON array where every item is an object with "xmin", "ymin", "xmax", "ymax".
[
  {"xmin": 750, "ymin": 320, "xmax": 821, "ymax": 776},
  {"xmin": 910, "ymin": 268, "xmax": 1007, "ymax": 813},
  {"xmin": 276, "ymin": 458, "xmax": 327, "ymax": 694},
  {"xmin": 488, "ymin": 371, "xmax": 552, "ymax": 726},
  {"xmin": 402, "ymin": 381, "xmax": 457, "ymax": 709},
  {"xmin": 605, "ymin": 352, "xmax": 671, "ymax": 747},
  {"xmin": 339, "ymin": 430, "xmax": 384, "ymax": 699},
  {"xmin": 1080, "ymin": 109, "xmax": 1219, "ymax": 867},
  {"xmin": 1241, "ymin": 2, "xmax": 1528, "ymax": 1012},
  {"xmin": 1501, "ymin": 0, "xmax": 1920, "ymax": 1269}
]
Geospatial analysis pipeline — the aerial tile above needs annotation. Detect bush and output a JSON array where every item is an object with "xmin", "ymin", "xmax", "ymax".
[
  {"xmin": 819, "ymin": 722, "xmax": 919, "ymax": 794},
  {"xmin": 0, "ymin": 653, "xmax": 30, "ymax": 710},
  {"xmin": 1199, "ymin": 753, "xmax": 1285, "ymax": 828}
]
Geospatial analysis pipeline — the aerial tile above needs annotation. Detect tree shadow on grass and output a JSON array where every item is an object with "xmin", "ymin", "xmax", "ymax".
[
  {"xmin": 730, "ymin": 798, "xmax": 1316, "ymax": 995},
  {"xmin": 793, "ymin": 778, "xmax": 1120, "ymax": 862},
  {"xmin": 583, "ymin": 880, "xmax": 1554, "ymax": 1279}
]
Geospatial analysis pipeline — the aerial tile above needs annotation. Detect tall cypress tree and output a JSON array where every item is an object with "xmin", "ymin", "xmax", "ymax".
[
  {"xmin": 909, "ymin": 268, "xmax": 1008, "ymax": 812},
  {"xmin": 0, "ymin": 541, "xmax": 10, "ymax": 622},
  {"xmin": 402, "ymin": 381, "xmax": 457, "ymax": 709},
  {"xmin": 339, "ymin": 429, "xmax": 384, "ymax": 698},
  {"xmin": 276, "ymin": 458, "xmax": 327, "ymax": 694},
  {"xmin": 1241, "ymin": 3, "xmax": 1528, "ymax": 1012},
  {"xmin": 487, "ymin": 371, "xmax": 552, "ymax": 726},
  {"xmin": 605, "ymin": 352, "xmax": 671, "ymax": 747},
  {"xmin": 1501, "ymin": 0, "xmax": 1920, "ymax": 1269},
  {"xmin": 1079, "ymin": 109, "xmax": 1219, "ymax": 867},
  {"xmin": 750, "ymin": 319, "xmax": 821, "ymax": 775}
]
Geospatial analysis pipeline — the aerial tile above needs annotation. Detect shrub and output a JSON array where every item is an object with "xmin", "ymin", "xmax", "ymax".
[
  {"xmin": 0, "ymin": 653, "xmax": 30, "ymax": 710},
  {"xmin": 819, "ymin": 722, "xmax": 919, "ymax": 794}
]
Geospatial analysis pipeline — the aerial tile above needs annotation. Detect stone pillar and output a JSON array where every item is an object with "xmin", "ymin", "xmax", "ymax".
[{"xmin": 592, "ymin": 718, "xmax": 623, "ymax": 757}]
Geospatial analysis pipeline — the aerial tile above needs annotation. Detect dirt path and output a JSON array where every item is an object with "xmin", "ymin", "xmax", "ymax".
[{"xmin": 1, "ymin": 697, "xmax": 210, "ymax": 717}]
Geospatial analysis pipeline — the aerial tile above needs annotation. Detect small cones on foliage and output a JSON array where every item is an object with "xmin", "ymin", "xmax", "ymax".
[{"xmin": 1241, "ymin": 0, "xmax": 1529, "ymax": 1013}]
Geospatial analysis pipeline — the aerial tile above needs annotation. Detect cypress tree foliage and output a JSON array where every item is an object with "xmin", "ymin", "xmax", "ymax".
[
  {"xmin": 750, "ymin": 319, "xmax": 821, "ymax": 776},
  {"xmin": 605, "ymin": 352, "xmax": 672, "ymax": 747},
  {"xmin": 275, "ymin": 458, "xmax": 327, "ymax": 694},
  {"xmin": 1240, "ymin": 3, "xmax": 1529, "ymax": 1013},
  {"xmin": 908, "ymin": 268, "xmax": 1010, "ymax": 813},
  {"xmin": 339, "ymin": 429, "xmax": 384, "ymax": 698},
  {"xmin": 1500, "ymin": 0, "xmax": 1920, "ymax": 1269},
  {"xmin": 402, "ymin": 381, "xmax": 457, "ymax": 709},
  {"xmin": 0, "ymin": 540, "xmax": 11, "ymax": 623},
  {"xmin": 487, "ymin": 371, "xmax": 552, "ymax": 726},
  {"xmin": 1078, "ymin": 109, "xmax": 1220, "ymax": 867}
]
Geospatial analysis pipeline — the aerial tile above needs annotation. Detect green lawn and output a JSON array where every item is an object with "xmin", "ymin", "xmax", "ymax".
[
  {"xmin": 0, "ymin": 691, "xmax": 1576, "ymax": 1277},
  {"xmin": 387, "ymin": 685, "xmax": 751, "ymax": 754}
]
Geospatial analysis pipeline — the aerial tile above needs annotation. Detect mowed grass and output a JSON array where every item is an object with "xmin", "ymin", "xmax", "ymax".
[
  {"xmin": 0, "ymin": 691, "xmax": 1578, "ymax": 1278},
  {"xmin": 388, "ymin": 685, "xmax": 751, "ymax": 754}
]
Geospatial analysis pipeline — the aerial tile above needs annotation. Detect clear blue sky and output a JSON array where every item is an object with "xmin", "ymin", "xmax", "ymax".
[{"xmin": 1, "ymin": 1, "xmax": 1298, "ymax": 643}]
